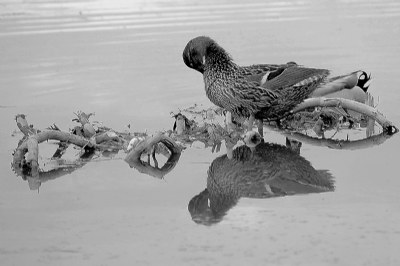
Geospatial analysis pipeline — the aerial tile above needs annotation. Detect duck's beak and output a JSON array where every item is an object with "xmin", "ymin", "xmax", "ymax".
[{"xmin": 182, "ymin": 40, "xmax": 205, "ymax": 74}]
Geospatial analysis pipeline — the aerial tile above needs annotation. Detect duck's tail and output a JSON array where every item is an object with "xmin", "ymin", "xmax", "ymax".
[
  {"xmin": 357, "ymin": 71, "xmax": 371, "ymax": 92},
  {"xmin": 311, "ymin": 70, "xmax": 371, "ymax": 98}
]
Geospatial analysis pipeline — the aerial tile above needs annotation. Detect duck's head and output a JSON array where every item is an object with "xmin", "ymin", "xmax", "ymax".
[
  {"xmin": 188, "ymin": 188, "xmax": 221, "ymax": 225},
  {"xmin": 183, "ymin": 36, "xmax": 233, "ymax": 74},
  {"xmin": 183, "ymin": 36, "xmax": 215, "ymax": 73},
  {"xmin": 243, "ymin": 131, "xmax": 263, "ymax": 148}
]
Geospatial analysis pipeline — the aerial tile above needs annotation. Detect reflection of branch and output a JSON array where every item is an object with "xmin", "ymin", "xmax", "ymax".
[
  {"xmin": 292, "ymin": 97, "xmax": 398, "ymax": 134},
  {"xmin": 124, "ymin": 133, "xmax": 182, "ymax": 179},
  {"xmin": 12, "ymin": 130, "xmax": 97, "ymax": 179},
  {"xmin": 24, "ymin": 157, "xmax": 93, "ymax": 191},
  {"xmin": 280, "ymin": 130, "xmax": 394, "ymax": 150},
  {"xmin": 12, "ymin": 114, "xmax": 124, "ymax": 190}
]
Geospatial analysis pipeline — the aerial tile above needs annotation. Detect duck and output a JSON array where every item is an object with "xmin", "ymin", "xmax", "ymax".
[
  {"xmin": 188, "ymin": 142, "xmax": 334, "ymax": 225},
  {"xmin": 183, "ymin": 36, "xmax": 371, "ymax": 132}
]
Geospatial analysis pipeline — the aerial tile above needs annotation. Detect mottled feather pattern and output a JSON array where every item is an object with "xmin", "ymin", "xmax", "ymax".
[
  {"xmin": 205, "ymin": 62, "xmax": 328, "ymax": 119},
  {"xmin": 205, "ymin": 73, "xmax": 278, "ymax": 117},
  {"xmin": 182, "ymin": 37, "xmax": 341, "ymax": 120},
  {"xmin": 203, "ymin": 44, "xmax": 280, "ymax": 117},
  {"xmin": 235, "ymin": 64, "xmax": 330, "ymax": 119},
  {"xmin": 258, "ymin": 78, "xmax": 324, "ymax": 120}
]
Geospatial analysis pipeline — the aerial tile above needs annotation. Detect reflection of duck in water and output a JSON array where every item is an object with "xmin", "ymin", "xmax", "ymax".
[{"xmin": 188, "ymin": 142, "xmax": 334, "ymax": 225}]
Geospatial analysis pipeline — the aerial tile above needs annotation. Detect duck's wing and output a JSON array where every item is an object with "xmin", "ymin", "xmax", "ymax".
[
  {"xmin": 241, "ymin": 62, "xmax": 298, "ymax": 85},
  {"xmin": 243, "ymin": 63, "xmax": 369, "ymax": 98},
  {"xmin": 260, "ymin": 66, "xmax": 330, "ymax": 92}
]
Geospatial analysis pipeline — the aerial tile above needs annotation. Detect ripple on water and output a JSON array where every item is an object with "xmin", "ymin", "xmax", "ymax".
[{"xmin": 2, "ymin": 0, "xmax": 400, "ymax": 36}]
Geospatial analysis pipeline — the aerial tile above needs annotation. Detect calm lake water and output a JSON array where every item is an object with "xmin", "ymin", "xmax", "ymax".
[{"xmin": 1, "ymin": 0, "xmax": 400, "ymax": 265}]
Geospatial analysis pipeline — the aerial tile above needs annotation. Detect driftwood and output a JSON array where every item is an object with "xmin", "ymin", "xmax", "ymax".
[
  {"xmin": 13, "ymin": 130, "xmax": 97, "ymax": 174},
  {"xmin": 124, "ymin": 133, "xmax": 182, "ymax": 179},
  {"xmin": 292, "ymin": 97, "xmax": 398, "ymax": 134},
  {"xmin": 12, "ymin": 112, "xmax": 186, "ymax": 190},
  {"xmin": 12, "ymin": 113, "xmax": 125, "ymax": 190},
  {"xmin": 11, "ymin": 99, "xmax": 399, "ymax": 190}
]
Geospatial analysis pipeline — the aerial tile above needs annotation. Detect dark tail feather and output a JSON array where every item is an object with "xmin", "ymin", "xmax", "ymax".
[{"xmin": 357, "ymin": 71, "xmax": 371, "ymax": 92}]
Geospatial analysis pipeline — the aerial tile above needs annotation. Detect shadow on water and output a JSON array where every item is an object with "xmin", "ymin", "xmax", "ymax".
[{"xmin": 188, "ymin": 140, "xmax": 334, "ymax": 226}]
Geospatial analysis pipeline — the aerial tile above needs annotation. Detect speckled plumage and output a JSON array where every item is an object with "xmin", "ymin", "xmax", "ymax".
[
  {"xmin": 188, "ymin": 142, "xmax": 334, "ymax": 225},
  {"xmin": 183, "ymin": 36, "xmax": 359, "ymax": 121}
]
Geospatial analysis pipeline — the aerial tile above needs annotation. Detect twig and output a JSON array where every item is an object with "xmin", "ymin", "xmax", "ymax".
[{"xmin": 15, "ymin": 114, "xmax": 38, "ymax": 136}]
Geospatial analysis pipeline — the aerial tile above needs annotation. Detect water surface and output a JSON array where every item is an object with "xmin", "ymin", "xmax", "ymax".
[{"xmin": 1, "ymin": 0, "xmax": 400, "ymax": 265}]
